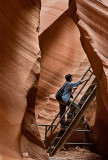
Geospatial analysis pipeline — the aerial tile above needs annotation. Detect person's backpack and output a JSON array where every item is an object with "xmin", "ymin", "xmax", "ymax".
[{"xmin": 56, "ymin": 84, "xmax": 67, "ymax": 101}]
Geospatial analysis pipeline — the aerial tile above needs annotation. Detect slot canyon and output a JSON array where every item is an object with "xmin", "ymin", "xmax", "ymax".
[{"xmin": 0, "ymin": 0, "xmax": 107, "ymax": 160}]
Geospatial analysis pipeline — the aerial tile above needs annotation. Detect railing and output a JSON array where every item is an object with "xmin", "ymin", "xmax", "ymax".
[
  {"xmin": 37, "ymin": 66, "xmax": 95, "ymax": 148},
  {"xmin": 48, "ymin": 81, "xmax": 96, "ymax": 155},
  {"xmin": 37, "ymin": 124, "xmax": 93, "ymax": 148},
  {"xmin": 37, "ymin": 124, "xmax": 57, "ymax": 148}
]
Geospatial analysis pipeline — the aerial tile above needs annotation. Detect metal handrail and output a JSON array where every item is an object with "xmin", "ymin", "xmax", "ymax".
[
  {"xmin": 81, "ymin": 66, "xmax": 91, "ymax": 80},
  {"xmin": 37, "ymin": 124, "xmax": 57, "ymax": 148}
]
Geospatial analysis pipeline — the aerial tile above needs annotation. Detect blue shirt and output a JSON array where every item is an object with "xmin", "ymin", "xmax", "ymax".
[{"xmin": 62, "ymin": 80, "xmax": 81, "ymax": 103}]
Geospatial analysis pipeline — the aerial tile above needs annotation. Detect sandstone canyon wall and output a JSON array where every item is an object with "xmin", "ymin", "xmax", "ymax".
[
  {"xmin": 68, "ymin": 0, "xmax": 108, "ymax": 156},
  {"xmin": 36, "ymin": 0, "xmax": 108, "ymax": 157},
  {"xmin": 0, "ymin": 1, "xmax": 48, "ymax": 160},
  {"xmin": 0, "ymin": 0, "xmax": 108, "ymax": 159},
  {"xmin": 36, "ymin": 0, "xmax": 90, "ymax": 140}
]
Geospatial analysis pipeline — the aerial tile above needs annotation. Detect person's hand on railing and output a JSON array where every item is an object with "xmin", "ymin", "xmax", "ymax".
[
  {"xmin": 81, "ymin": 78, "xmax": 90, "ymax": 83},
  {"xmin": 72, "ymin": 86, "xmax": 77, "ymax": 90}
]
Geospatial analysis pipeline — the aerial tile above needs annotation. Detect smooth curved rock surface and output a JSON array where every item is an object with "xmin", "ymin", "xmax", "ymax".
[
  {"xmin": 69, "ymin": 0, "xmax": 108, "ymax": 156},
  {"xmin": 40, "ymin": 0, "xmax": 68, "ymax": 34},
  {"xmin": 0, "ymin": 0, "xmax": 48, "ymax": 160}
]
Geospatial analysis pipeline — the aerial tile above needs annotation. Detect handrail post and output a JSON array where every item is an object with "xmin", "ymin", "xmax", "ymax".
[
  {"xmin": 49, "ymin": 124, "xmax": 53, "ymax": 155},
  {"xmin": 44, "ymin": 126, "xmax": 48, "ymax": 148}
]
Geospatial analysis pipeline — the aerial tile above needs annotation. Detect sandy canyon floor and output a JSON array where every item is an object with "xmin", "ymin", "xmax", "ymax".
[{"xmin": 49, "ymin": 147, "xmax": 103, "ymax": 160}]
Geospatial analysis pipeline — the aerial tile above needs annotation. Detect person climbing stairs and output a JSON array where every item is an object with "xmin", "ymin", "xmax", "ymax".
[{"xmin": 38, "ymin": 66, "xmax": 96, "ymax": 156}]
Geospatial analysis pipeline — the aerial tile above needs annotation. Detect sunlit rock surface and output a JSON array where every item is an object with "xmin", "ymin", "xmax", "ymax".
[
  {"xmin": 40, "ymin": 0, "xmax": 68, "ymax": 34},
  {"xmin": 36, "ymin": 0, "xmax": 108, "ymax": 157},
  {"xmin": 0, "ymin": 0, "xmax": 48, "ymax": 160}
]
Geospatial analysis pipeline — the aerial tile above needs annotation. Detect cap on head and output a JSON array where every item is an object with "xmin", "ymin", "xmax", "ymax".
[{"xmin": 65, "ymin": 74, "xmax": 72, "ymax": 81}]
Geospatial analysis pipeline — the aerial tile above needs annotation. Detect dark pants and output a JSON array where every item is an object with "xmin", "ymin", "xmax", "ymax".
[{"xmin": 59, "ymin": 100, "xmax": 76, "ymax": 126}]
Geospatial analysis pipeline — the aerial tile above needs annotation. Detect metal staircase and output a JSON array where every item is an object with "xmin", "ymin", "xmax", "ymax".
[{"xmin": 38, "ymin": 66, "xmax": 97, "ymax": 156}]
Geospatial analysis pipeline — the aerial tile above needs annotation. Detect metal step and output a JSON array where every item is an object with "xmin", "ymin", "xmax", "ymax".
[
  {"xmin": 74, "ymin": 129, "xmax": 92, "ymax": 132},
  {"xmin": 85, "ymin": 91, "xmax": 92, "ymax": 96},
  {"xmin": 67, "ymin": 118, "xmax": 73, "ymax": 122},
  {"xmin": 55, "ymin": 137, "xmax": 61, "ymax": 140},
  {"xmin": 61, "ymin": 127, "xmax": 68, "ymax": 130},
  {"xmin": 65, "ymin": 142, "xmax": 93, "ymax": 145}
]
